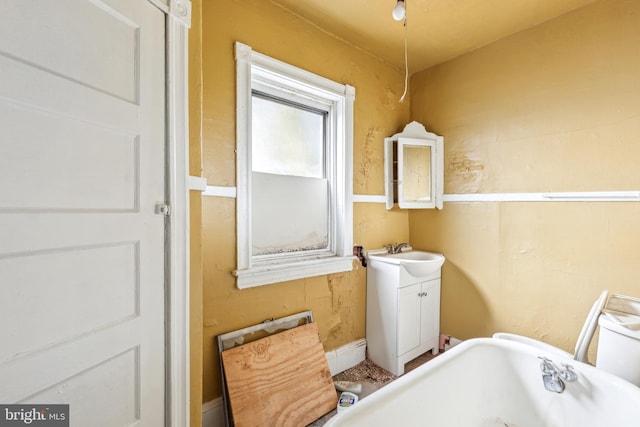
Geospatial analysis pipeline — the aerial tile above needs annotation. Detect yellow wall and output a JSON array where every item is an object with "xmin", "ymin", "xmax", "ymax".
[
  {"xmin": 188, "ymin": 0, "xmax": 203, "ymax": 424},
  {"xmin": 192, "ymin": 0, "xmax": 640, "ymax": 414},
  {"xmin": 199, "ymin": 0, "xmax": 410, "ymax": 402},
  {"xmin": 410, "ymin": 0, "xmax": 640, "ymax": 353}
]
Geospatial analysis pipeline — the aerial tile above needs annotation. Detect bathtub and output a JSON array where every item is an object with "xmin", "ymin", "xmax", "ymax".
[{"xmin": 324, "ymin": 338, "xmax": 640, "ymax": 426}]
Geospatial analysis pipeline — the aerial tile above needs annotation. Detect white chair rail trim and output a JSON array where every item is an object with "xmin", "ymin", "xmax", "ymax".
[{"xmin": 202, "ymin": 189, "xmax": 640, "ymax": 202}]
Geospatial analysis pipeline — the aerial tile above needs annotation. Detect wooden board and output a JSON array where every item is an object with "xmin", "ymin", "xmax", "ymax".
[{"xmin": 221, "ymin": 322, "xmax": 337, "ymax": 426}]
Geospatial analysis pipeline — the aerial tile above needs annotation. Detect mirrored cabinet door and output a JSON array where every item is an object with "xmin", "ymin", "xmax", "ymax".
[
  {"xmin": 398, "ymin": 137, "xmax": 436, "ymax": 208},
  {"xmin": 384, "ymin": 122, "xmax": 443, "ymax": 209}
]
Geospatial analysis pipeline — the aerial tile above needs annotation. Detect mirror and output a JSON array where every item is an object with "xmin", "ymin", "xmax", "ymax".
[
  {"xmin": 399, "ymin": 138, "xmax": 434, "ymax": 206},
  {"xmin": 384, "ymin": 122, "xmax": 443, "ymax": 209}
]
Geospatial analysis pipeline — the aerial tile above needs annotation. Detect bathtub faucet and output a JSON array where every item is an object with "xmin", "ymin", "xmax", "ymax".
[
  {"xmin": 386, "ymin": 243, "xmax": 411, "ymax": 254},
  {"xmin": 538, "ymin": 357, "xmax": 577, "ymax": 393}
]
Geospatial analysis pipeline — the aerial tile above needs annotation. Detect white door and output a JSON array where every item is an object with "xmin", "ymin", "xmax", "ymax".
[{"xmin": 0, "ymin": 0, "xmax": 166, "ymax": 425}]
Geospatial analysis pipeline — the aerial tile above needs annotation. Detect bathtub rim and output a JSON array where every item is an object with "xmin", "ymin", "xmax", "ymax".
[{"xmin": 324, "ymin": 337, "xmax": 640, "ymax": 426}]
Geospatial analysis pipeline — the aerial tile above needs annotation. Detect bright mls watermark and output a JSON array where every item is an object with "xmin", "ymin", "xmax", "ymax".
[{"xmin": 0, "ymin": 405, "xmax": 68, "ymax": 427}]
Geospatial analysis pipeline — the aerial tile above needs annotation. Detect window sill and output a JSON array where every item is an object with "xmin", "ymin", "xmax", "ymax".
[{"xmin": 234, "ymin": 256, "xmax": 355, "ymax": 289}]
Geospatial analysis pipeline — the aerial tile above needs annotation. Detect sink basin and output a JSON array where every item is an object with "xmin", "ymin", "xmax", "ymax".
[{"xmin": 368, "ymin": 250, "xmax": 445, "ymax": 277}]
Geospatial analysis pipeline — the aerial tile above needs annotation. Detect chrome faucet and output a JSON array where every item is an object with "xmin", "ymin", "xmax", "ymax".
[
  {"xmin": 386, "ymin": 243, "xmax": 411, "ymax": 254},
  {"xmin": 539, "ymin": 357, "xmax": 577, "ymax": 393}
]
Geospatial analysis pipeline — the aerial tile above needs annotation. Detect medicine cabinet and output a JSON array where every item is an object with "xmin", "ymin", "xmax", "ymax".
[{"xmin": 384, "ymin": 121, "xmax": 444, "ymax": 209}]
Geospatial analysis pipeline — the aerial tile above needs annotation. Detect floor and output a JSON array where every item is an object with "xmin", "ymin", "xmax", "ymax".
[{"xmin": 308, "ymin": 351, "xmax": 440, "ymax": 426}]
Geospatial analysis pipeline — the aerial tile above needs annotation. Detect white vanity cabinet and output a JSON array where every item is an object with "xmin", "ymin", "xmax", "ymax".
[
  {"xmin": 366, "ymin": 254, "xmax": 442, "ymax": 376},
  {"xmin": 397, "ymin": 279, "xmax": 440, "ymax": 358}
]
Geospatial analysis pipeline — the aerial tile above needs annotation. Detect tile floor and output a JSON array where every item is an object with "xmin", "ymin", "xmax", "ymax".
[{"xmin": 308, "ymin": 351, "xmax": 440, "ymax": 426}]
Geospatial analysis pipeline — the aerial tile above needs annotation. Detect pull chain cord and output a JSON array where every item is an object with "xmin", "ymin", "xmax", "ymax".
[{"xmin": 399, "ymin": 16, "xmax": 409, "ymax": 103}]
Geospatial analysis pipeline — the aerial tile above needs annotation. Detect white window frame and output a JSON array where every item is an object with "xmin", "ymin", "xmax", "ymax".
[{"xmin": 234, "ymin": 41, "xmax": 355, "ymax": 289}]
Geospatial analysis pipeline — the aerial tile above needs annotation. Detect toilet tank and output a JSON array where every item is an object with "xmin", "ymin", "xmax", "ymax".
[{"xmin": 596, "ymin": 299, "xmax": 640, "ymax": 386}]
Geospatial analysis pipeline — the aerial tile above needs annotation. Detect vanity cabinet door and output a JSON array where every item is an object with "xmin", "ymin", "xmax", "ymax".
[
  {"xmin": 420, "ymin": 280, "xmax": 441, "ymax": 347},
  {"xmin": 398, "ymin": 283, "xmax": 421, "ymax": 356}
]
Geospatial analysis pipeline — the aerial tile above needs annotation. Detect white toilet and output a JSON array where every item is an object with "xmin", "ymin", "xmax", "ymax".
[
  {"xmin": 493, "ymin": 290, "xmax": 609, "ymax": 363},
  {"xmin": 596, "ymin": 294, "xmax": 640, "ymax": 386}
]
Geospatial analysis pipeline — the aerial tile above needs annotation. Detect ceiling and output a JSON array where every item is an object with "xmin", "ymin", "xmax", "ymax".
[{"xmin": 270, "ymin": 0, "xmax": 597, "ymax": 73}]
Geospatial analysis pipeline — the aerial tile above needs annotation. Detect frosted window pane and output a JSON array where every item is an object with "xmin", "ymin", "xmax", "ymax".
[
  {"xmin": 252, "ymin": 94, "xmax": 325, "ymax": 178},
  {"xmin": 252, "ymin": 172, "xmax": 328, "ymax": 256}
]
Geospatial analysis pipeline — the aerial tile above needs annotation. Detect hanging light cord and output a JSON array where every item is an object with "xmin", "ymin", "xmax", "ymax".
[{"xmin": 399, "ymin": 16, "xmax": 409, "ymax": 103}]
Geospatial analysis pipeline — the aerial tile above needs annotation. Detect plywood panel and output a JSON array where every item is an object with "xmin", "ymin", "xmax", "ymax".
[{"xmin": 221, "ymin": 323, "xmax": 337, "ymax": 427}]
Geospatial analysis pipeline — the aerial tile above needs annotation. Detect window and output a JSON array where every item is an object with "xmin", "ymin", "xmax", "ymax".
[{"xmin": 234, "ymin": 42, "xmax": 355, "ymax": 289}]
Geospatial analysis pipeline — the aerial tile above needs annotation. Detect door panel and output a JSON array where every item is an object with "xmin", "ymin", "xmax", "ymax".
[
  {"xmin": 0, "ymin": 243, "xmax": 138, "ymax": 362},
  {"xmin": 17, "ymin": 349, "xmax": 140, "ymax": 427},
  {"xmin": 0, "ymin": 0, "xmax": 140, "ymax": 102},
  {"xmin": 0, "ymin": 102, "xmax": 139, "ymax": 210},
  {"xmin": 0, "ymin": 1, "xmax": 166, "ymax": 425},
  {"xmin": 398, "ymin": 284, "xmax": 421, "ymax": 356},
  {"xmin": 420, "ymin": 281, "xmax": 441, "ymax": 345}
]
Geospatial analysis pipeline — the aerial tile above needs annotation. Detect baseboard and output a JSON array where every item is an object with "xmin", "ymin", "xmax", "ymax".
[
  {"xmin": 201, "ymin": 397, "xmax": 224, "ymax": 427},
  {"xmin": 444, "ymin": 336, "xmax": 463, "ymax": 351},
  {"xmin": 202, "ymin": 338, "xmax": 367, "ymax": 427},
  {"xmin": 325, "ymin": 338, "xmax": 367, "ymax": 376}
]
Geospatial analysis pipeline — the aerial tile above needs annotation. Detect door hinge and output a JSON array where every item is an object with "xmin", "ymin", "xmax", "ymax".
[{"xmin": 155, "ymin": 203, "xmax": 171, "ymax": 216}]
